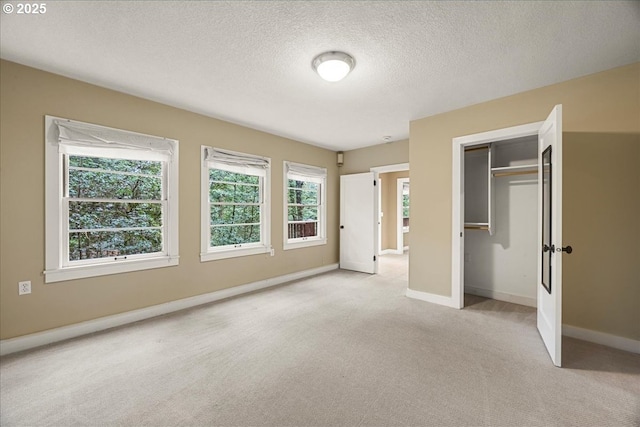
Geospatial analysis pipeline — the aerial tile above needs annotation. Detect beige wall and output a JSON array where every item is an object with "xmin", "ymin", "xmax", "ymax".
[
  {"xmin": 0, "ymin": 60, "xmax": 339, "ymax": 339},
  {"xmin": 563, "ymin": 133, "xmax": 639, "ymax": 340},
  {"xmin": 380, "ymin": 171, "xmax": 410, "ymax": 251},
  {"xmin": 340, "ymin": 139, "xmax": 409, "ymax": 175},
  {"xmin": 410, "ymin": 63, "xmax": 640, "ymax": 340}
]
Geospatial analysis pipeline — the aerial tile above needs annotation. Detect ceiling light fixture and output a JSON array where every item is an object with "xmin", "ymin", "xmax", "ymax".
[{"xmin": 312, "ymin": 51, "xmax": 355, "ymax": 82}]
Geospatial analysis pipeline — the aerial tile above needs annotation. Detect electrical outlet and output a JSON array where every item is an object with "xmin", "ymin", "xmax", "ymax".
[
  {"xmin": 270, "ymin": 248, "xmax": 275, "ymax": 256},
  {"xmin": 18, "ymin": 281, "xmax": 31, "ymax": 295}
]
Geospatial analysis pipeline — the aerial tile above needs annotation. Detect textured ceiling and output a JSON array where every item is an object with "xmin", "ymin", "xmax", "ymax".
[{"xmin": 1, "ymin": 1, "xmax": 639, "ymax": 151}]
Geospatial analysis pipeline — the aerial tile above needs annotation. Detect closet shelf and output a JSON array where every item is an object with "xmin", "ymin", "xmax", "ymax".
[
  {"xmin": 491, "ymin": 164, "xmax": 537, "ymax": 178},
  {"xmin": 465, "ymin": 225, "xmax": 489, "ymax": 231},
  {"xmin": 464, "ymin": 222, "xmax": 489, "ymax": 230},
  {"xmin": 491, "ymin": 164, "xmax": 537, "ymax": 173}
]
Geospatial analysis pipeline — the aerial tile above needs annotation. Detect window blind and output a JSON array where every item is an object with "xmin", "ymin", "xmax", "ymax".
[
  {"xmin": 205, "ymin": 147, "xmax": 270, "ymax": 169},
  {"xmin": 286, "ymin": 161, "xmax": 326, "ymax": 183},
  {"xmin": 54, "ymin": 120, "xmax": 175, "ymax": 160}
]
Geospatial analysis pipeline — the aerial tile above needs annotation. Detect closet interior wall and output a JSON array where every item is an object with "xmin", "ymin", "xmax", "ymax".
[{"xmin": 464, "ymin": 136, "xmax": 539, "ymax": 307}]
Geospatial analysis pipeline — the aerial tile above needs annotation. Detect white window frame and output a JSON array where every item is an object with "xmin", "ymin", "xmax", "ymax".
[
  {"xmin": 283, "ymin": 161, "xmax": 327, "ymax": 250},
  {"xmin": 201, "ymin": 147, "xmax": 271, "ymax": 261},
  {"xmin": 44, "ymin": 116, "xmax": 179, "ymax": 283}
]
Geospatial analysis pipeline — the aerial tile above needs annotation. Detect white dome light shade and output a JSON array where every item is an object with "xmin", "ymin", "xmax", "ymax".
[{"xmin": 312, "ymin": 51, "xmax": 355, "ymax": 82}]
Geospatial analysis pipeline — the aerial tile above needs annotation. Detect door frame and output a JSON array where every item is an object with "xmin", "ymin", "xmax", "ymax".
[
  {"xmin": 451, "ymin": 122, "xmax": 543, "ymax": 309},
  {"xmin": 371, "ymin": 163, "xmax": 410, "ymax": 261},
  {"xmin": 397, "ymin": 177, "xmax": 410, "ymax": 254},
  {"xmin": 377, "ymin": 177, "xmax": 383, "ymax": 255}
]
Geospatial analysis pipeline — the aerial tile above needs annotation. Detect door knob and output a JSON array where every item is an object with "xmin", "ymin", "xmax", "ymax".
[{"xmin": 545, "ymin": 245, "xmax": 572, "ymax": 254}]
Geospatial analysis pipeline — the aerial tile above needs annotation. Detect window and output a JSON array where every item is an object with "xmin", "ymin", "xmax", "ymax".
[
  {"xmin": 284, "ymin": 161, "xmax": 327, "ymax": 249},
  {"xmin": 45, "ymin": 116, "xmax": 179, "ymax": 283},
  {"xmin": 201, "ymin": 147, "xmax": 271, "ymax": 261}
]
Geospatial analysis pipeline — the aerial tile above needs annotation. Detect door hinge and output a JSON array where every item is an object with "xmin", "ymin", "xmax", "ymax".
[
  {"xmin": 373, "ymin": 255, "xmax": 377, "ymax": 261},
  {"xmin": 373, "ymin": 180, "xmax": 377, "ymax": 186}
]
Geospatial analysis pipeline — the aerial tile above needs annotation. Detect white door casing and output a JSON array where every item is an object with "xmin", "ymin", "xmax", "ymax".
[
  {"xmin": 377, "ymin": 177, "xmax": 383, "ymax": 255},
  {"xmin": 537, "ymin": 104, "xmax": 563, "ymax": 367},
  {"xmin": 397, "ymin": 178, "xmax": 410, "ymax": 254},
  {"xmin": 340, "ymin": 172, "xmax": 376, "ymax": 273},
  {"xmin": 452, "ymin": 121, "xmax": 543, "ymax": 309}
]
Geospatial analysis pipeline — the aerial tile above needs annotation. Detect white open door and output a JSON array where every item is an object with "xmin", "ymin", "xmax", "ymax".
[
  {"xmin": 340, "ymin": 172, "xmax": 376, "ymax": 273},
  {"xmin": 537, "ymin": 104, "xmax": 565, "ymax": 367}
]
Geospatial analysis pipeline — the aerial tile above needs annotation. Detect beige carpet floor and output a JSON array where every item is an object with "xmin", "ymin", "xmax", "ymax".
[{"xmin": 1, "ymin": 253, "xmax": 639, "ymax": 426}]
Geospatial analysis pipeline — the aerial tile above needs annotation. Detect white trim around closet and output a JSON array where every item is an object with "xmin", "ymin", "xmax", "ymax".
[{"xmin": 451, "ymin": 122, "xmax": 543, "ymax": 309}]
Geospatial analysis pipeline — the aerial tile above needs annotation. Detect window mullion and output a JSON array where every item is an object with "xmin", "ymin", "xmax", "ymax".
[
  {"xmin": 209, "ymin": 202, "xmax": 260, "ymax": 207},
  {"xmin": 69, "ymin": 226, "xmax": 163, "ymax": 233},
  {"xmin": 62, "ymin": 154, "xmax": 70, "ymax": 266},
  {"xmin": 260, "ymin": 175, "xmax": 265, "ymax": 245},
  {"xmin": 211, "ymin": 180, "xmax": 260, "ymax": 187},
  {"xmin": 68, "ymin": 198, "xmax": 163, "ymax": 204},
  {"xmin": 62, "ymin": 197, "xmax": 70, "ymax": 267},
  {"xmin": 161, "ymin": 198, "xmax": 168, "ymax": 255},
  {"xmin": 68, "ymin": 166, "xmax": 161, "ymax": 179}
]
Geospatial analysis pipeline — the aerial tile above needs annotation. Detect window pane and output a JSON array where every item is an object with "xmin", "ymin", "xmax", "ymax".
[
  {"xmin": 69, "ymin": 229, "xmax": 162, "ymax": 261},
  {"xmin": 288, "ymin": 180, "xmax": 319, "ymax": 203},
  {"xmin": 209, "ymin": 182, "xmax": 260, "ymax": 204},
  {"xmin": 210, "ymin": 225, "xmax": 260, "ymax": 247},
  {"xmin": 288, "ymin": 180, "xmax": 318, "ymax": 192},
  {"xmin": 403, "ymin": 194, "xmax": 410, "ymax": 218},
  {"xmin": 288, "ymin": 206, "xmax": 318, "ymax": 221},
  {"xmin": 69, "ymin": 156, "xmax": 162, "ymax": 176},
  {"xmin": 69, "ymin": 170, "xmax": 161, "ymax": 200},
  {"xmin": 288, "ymin": 188, "xmax": 319, "ymax": 205},
  {"xmin": 69, "ymin": 202, "xmax": 162, "ymax": 230},
  {"xmin": 210, "ymin": 205, "xmax": 260, "ymax": 225},
  {"xmin": 288, "ymin": 222, "xmax": 318, "ymax": 239},
  {"xmin": 210, "ymin": 169, "xmax": 259, "ymax": 185}
]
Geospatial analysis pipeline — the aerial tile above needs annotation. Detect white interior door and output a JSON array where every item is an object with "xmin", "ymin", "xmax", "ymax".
[
  {"xmin": 537, "ymin": 104, "xmax": 564, "ymax": 367},
  {"xmin": 340, "ymin": 172, "xmax": 376, "ymax": 273}
]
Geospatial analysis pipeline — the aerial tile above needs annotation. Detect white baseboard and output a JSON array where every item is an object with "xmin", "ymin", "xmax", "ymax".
[
  {"xmin": 563, "ymin": 324, "xmax": 640, "ymax": 354},
  {"xmin": 465, "ymin": 285, "xmax": 536, "ymax": 308},
  {"xmin": 407, "ymin": 287, "xmax": 638, "ymax": 355},
  {"xmin": 0, "ymin": 263, "xmax": 339, "ymax": 356},
  {"xmin": 405, "ymin": 288, "xmax": 460, "ymax": 309}
]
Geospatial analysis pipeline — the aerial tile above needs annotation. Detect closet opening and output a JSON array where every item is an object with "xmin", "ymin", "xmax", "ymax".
[{"xmin": 451, "ymin": 121, "xmax": 543, "ymax": 309}]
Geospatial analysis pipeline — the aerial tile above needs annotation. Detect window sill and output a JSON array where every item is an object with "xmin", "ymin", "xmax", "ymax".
[
  {"xmin": 283, "ymin": 238, "xmax": 327, "ymax": 251},
  {"xmin": 44, "ymin": 256, "xmax": 179, "ymax": 283},
  {"xmin": 201, "ymin": 246, "xmax": 269, "ymax": 262}
]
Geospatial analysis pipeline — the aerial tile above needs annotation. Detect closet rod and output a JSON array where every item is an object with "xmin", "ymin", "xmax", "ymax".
[
  {"xmin": 464, "ymin": 225, "xmax": 489, "ymax": 230},
  {"xmin": 493, "ymin": 170, "xmax": 537, "ymax": 177},
  {"xmin": 465, "ymin": 145, "xmax": 489, "ymax": 153}
]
